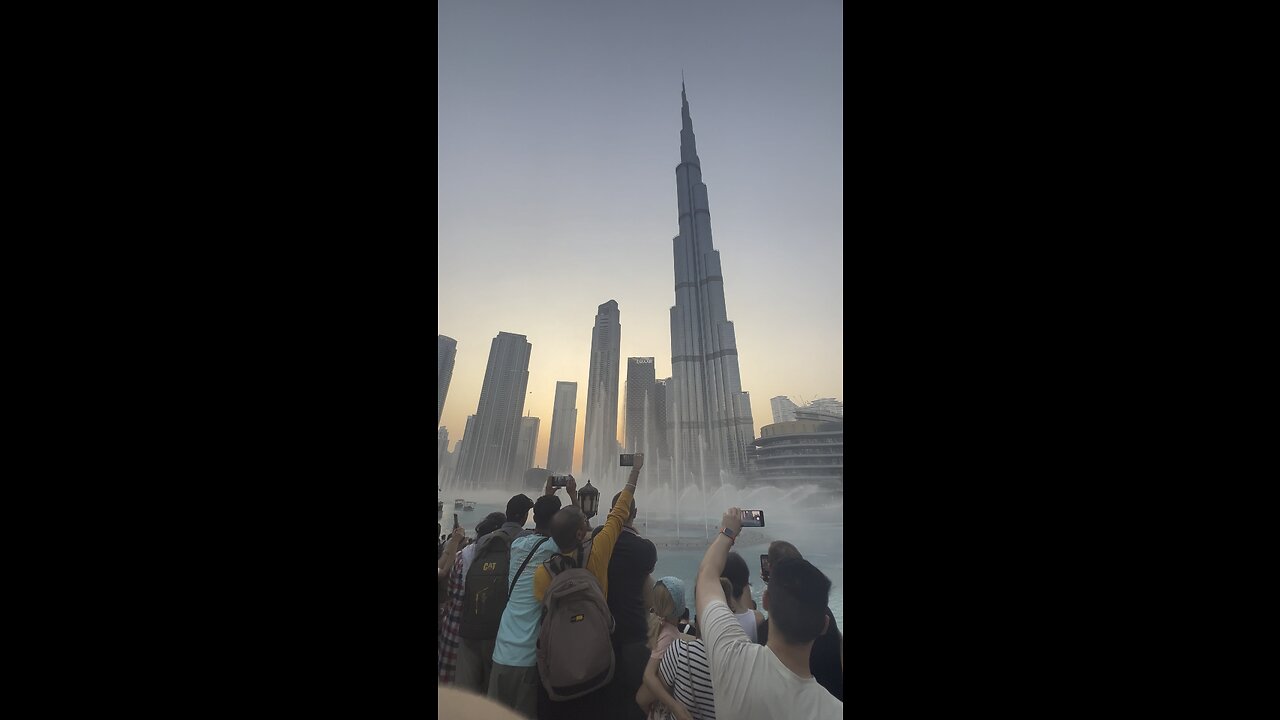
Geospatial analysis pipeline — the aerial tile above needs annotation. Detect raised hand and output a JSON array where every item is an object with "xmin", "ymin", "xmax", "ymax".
[{"xmin": 722, "ymin": 506, "xmax": 743, "ymax": 536}]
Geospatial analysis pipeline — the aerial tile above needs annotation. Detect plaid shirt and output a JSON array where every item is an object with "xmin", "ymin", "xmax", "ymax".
[{"xmin": 437, "ymin": 551, "xmax": 465, "ymax": 683}]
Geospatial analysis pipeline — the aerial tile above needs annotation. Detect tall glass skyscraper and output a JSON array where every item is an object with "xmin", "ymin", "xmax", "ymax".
[
  {"xmin": 455, "ymin": 331, "xmax": 531, "ymax": 489},
  {"xmin": 438, "ymin": 335, "xmax": 457, "ymax": 426},
  {"xmin": 625, "ymin": 357, "xmax": 656, "ymax": 453},
  {"xmin": 583, "ymin": 300, "xmax": 621, "ymax": 486},
  {"xmin": 547, "ymin": 381, "xmax": 578, "ymax": 475},
  {"xmin": 668, "ymin": 85, "xmax": 755, "ymax": 484}
]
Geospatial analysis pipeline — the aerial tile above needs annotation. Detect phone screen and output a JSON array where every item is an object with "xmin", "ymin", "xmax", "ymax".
[
  {"xmin": 453, "ymin": 513, "xmax": 460, "ymax": 529},
  {"xmin": 740, "ymin": 510, "xmax": 765, "ymax": 527},
  {"xmin": 760, "ymin": 554, "xmax": 771, "ymax": 583},
  {"xmin": 552, "ymin": 475, "xmax": 569, "ymax": 487},
  {"xmin": 619, "ymin": 454, "xmax": 635, "ymax": 466}
]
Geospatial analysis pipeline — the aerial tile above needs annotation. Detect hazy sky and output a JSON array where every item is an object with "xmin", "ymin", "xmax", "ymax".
[{"xmin": 438, "ymin": 0, "xmax": 843, "ymax": 474}]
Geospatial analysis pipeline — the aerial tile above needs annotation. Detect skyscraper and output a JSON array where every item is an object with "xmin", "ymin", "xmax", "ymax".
[
  {"xmin": 438, "ymin": 335, "xmax": 457, "ymax": 426},
  {"xmin": 455, "ymin": 332, "xmax": 532, "ymax": 490},
  {"xmin": 668, "ymin": 84, "xmax": 755, "ymax": 484},
  {"xmin": 547, "ymin": 381, "xmax": 578, "ymax": 475},
  {"xmin": 625, "ymin": 357, "xmax": 656, "ymax": 452},
  {"xmin": 513, "ymin": 416, "xmax": 541, "ymax": 480},
  {"xmin": 437, "ymin": 426, "xmax": 450, "ymax": 473},
  {"xmin": 582, "ymin": 300, "xmax": 621, "ymax": 485},
  {"xmin": 652, "ymin": 377, "xmax": 673, "ymax": 465},
  {"xmin": 771, "ymin": 396, "xmax": 799, "ymax": 424}
]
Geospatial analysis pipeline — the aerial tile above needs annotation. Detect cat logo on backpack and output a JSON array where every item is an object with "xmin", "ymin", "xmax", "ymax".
[
  {"xmin": 571, "ymin": 614, "xmax": 585, "ymax": 623},
  {"xmin": 484, "ymin": 562, "xmax": 497, "ymax": 571}
]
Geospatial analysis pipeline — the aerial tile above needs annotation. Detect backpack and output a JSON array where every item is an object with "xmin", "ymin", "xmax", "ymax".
[
  {"xmin": 536, "ymin": 540, "xmax": 616, "ymax": 701},
  {"xmin": 458, "ymin": 530, "xmax": 514, "ymax": 639}
]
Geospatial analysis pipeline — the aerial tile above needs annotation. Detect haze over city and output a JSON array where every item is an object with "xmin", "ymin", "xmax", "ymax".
[{"xmin": 438, "ymin": 0, "xmax": 843, "ymax": 474}]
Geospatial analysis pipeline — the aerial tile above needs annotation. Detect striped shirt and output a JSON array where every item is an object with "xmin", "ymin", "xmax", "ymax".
[{"xmin": 659, "ymin": 637, "xmax": 716, "ymax": 720}]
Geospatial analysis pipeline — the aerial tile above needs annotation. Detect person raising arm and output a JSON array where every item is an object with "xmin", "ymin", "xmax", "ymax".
[
  {"xmin": 694, "ymin": 507, "xmax": 841, "ymax": 720},
  {"xmin": 533, "ymin": 453, "xmax": 643, "ymax": 603}
]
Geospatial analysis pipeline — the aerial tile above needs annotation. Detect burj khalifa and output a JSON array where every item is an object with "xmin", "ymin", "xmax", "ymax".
[{"xmin": 668, "ymin": 83, "xmax": 755, "ymax": 485}]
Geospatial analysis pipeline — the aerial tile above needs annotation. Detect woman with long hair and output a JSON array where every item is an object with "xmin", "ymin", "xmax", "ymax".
[{"xmin": 636, "ymin": 577, "xmax": 694, "ymax": 720}]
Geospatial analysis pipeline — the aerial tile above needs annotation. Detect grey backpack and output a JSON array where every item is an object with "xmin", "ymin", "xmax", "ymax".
[{"xmin": 535, "ymin": 540, "xmax": 616, "ymax": 701}]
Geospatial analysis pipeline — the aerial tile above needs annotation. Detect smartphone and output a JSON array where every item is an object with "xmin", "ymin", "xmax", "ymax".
[
  {"xmin": 552, "ymin": 474, "xmax": 569, "ymax": 488},
  {"xmin": 619, "ymin": 454, "xmax": 635, "ymax": 466},
  {"xmin": 740, "ymin": 510, "xmax": 765, "ymax": 527},
  {"xmin": 760, "ymin": 554, "xmax": 771, "ymax": 583},
  {"xmin": 453, "ymin": 513, "xmax": 460, "ymax": 529}
]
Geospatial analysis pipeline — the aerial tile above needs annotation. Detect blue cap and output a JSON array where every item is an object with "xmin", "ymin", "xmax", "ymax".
[{"xmin": 656, "ymin": 576, "xmax": 687, "ymax": 619}]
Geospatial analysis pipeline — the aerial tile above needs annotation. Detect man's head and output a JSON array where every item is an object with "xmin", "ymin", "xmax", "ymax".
[
  {"xmin": 610, "ymin": 491, "xmax": 638, "ymax": 524},
  {"xmin": 762, "ymin": 557, "xmax": 831, "ymax": 646},
  {"xmin": 505, "ymin": 494, "xmax": 535, "ymax": 525},
  {"xmin": 721, "ymin": 551, "xmax": 751, "ymax": 600},
  {"xmin": 533, "ymin": 495, "xmax": 561, "ymax": 532},
  {"xmin": 548, "ymin": 506, "xmax": 588, "ymax": 552},
  {"xmin": 768, "ymin": 540, "xmax": 803, "ymax": 568},
  {"xmin": 476, "ymin": 512, "xmax": 507, "ymax": 538}
]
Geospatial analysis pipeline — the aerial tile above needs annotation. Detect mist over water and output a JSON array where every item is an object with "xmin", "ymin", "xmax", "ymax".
[{"xmin": 440, "ymin": 481, "xmax": 844, "ymax": 633}]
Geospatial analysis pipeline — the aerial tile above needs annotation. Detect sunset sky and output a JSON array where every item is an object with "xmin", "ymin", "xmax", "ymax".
[{"xmin": 438, "ymin": 0, "xmax": 843, "ymax": 473}]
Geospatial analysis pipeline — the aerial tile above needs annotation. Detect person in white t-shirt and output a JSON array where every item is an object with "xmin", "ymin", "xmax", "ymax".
[{"xmin": 694, "ymin": 507, "xmax": 842, "ymax": 720}]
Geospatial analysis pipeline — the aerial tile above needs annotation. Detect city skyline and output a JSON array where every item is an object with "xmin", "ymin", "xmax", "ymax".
[{"xmin": 438, "ymin": 1, "xmax": 843, "ymax": 476}]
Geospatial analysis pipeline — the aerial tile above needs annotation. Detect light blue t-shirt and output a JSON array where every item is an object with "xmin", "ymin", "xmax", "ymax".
[{"xmin": 491, "ymin": 533, "xmax": 560, "ymax": 667}]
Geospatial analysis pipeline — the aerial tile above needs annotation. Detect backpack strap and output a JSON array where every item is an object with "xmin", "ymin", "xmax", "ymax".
[{"xmin": 508, "ymin": 536, "xmax": 550, "ymax": 599}]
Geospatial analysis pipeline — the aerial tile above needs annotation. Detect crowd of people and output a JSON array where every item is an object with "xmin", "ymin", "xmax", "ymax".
[{"xmin": 437, "ymin": 453, "xmax": 843, "ymax": 719}]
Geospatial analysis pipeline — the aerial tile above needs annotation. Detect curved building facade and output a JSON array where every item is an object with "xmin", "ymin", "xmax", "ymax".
[{"xmin": 748, "ymin": 410, "xmax": 843, "ymax": 491}]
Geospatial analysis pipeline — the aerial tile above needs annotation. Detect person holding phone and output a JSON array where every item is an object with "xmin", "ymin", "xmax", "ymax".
[
  {"xmin": 757, "ymin": 541, "xmax": 843, "ymax": 702},
  {"xmin": 533, "ymin": 453, "xmax": 645, "ymax": 719},
  {"xmin": 438, "ymin": 524, "xmax": 465, "ymax": 581},
  {"xmin": 694, "ymin": 507, "xmax": 842, "ymax": 720},
  {"xmin": 488, "ymin": 478, "xmax": 573, "ymax": 718}
]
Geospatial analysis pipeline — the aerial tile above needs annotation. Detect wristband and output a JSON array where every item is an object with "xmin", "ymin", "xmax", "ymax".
[{"xmin": 719, "ymin": 527, "xmax": 736, "ymax": 544}]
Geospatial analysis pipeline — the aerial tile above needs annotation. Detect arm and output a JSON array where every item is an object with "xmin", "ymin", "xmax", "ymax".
[
  {"xmin": 565, "ymin": 475, "xmax": 579, "ymax": 508},
  {"xmin": 585, "ymin": 454, "xmax": 642, "ymax": 582},
  {"xmin": 545, "ymin": 474, "xmax": 580, "ymax": 507},
  {"xmin": 437, "ymin": 525, "xmax": 465, "ymax": 577},
  {"xmin": 695, "ymin": 506, "xmax": 743, "ymax": 622},
  {"xmin": 640, "ymin": 655, "xmax": 691, "ymax": 720}
]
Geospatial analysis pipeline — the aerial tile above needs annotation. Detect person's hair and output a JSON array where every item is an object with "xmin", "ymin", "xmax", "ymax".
[
  {"xmin": 719, "ymin": 578, "xmax": 741, "ymax": 612},
  {"xmin": 721, "ymin": 552, "xmax": 750, "ymax": 600},
  {"xmin": 647, "ymin": 580, "xmax": 680, "ymax": 649},
  {"xmin": 768, "ymin": 540, "xmax": 803, "ymax": 567},
  {"xmin": 506, "ymin": 494, "xmax": 535, "ymax": 524},
  {"xmin": 477, "ymin": 512, "xmax": 507, "ymax": 538},
  {"xmin": 549, "ymin": 507, "xmax": 586, "ymax": 552},
  {"xmin": 679, "ymin": 607, "xmax": 690, "ymax": 621},
  {"xmin": 610, "ymin": 491, "xmax": 638, "ymax": 522},
  {"xmin": 766, "ymin": 558, "xmax": 831, "ymax": 645},
  {"xmin": 533, "ymin": 496, "xmax": 561, "ymax": 530}
]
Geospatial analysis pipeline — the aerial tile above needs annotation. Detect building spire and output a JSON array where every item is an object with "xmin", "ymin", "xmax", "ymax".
[{"xmin": 680, "ymin": 78, "xmax": 697, "ymax": 163}]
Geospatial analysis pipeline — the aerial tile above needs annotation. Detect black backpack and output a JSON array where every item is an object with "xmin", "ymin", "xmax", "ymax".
[{"xmin": 458, "ymin": 530, "xmax": 514, "ymax": 639}]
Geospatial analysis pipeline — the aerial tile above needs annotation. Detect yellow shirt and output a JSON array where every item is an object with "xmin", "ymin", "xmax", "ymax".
[{"xmin": 533, "ymin": 483, "xmax": 635, "ymax": 603}]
